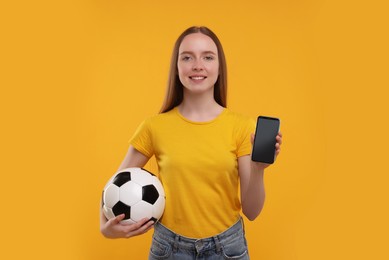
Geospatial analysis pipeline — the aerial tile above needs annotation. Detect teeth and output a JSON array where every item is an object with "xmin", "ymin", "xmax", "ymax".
[{"xmin": 191, "ymin": 76, "xmax": 205, "ymax": 80}]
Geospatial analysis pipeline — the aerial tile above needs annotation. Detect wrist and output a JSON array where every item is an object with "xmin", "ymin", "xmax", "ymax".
[{"xmin": 250, "ymin": 161, "xmax": 266, "ymax": 173}]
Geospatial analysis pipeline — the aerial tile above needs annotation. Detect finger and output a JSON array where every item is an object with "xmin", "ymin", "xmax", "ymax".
[
  {"xmin": 276, "ymin": 135, "xmax": 282, "ymax": 145},
  {"xmin": 124, "ymin": 218, "xmax": 150, "ymax": 232},
  {"xmin": 275, "ymin": 145, "xmax": 281, "ymax": 156},
  {"xmin": 142, "ymin": 221, "xmax": 155, "ymax": 233},
  {"xmin": 139, "ymin": 220, "xmax": 155, "ymax": 233},
  {"xmin": 110, "ymin": 214, "xmax": 125, "ymax": 225},
  {"xmin": 251, "ymin": 133, "xmax": 255, "ymax": 144},
  {"xmin": 125, "ymin": 220, "xmax": 155, "ymax": 238},
  {"xmin": 278, "ymin": 131, "xmax": 282, "ymax": 137}
]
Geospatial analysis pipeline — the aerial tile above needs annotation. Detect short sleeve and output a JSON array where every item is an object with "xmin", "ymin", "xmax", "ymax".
[
  {"xmin": 236, "ymin": 117, "xmax": 256, "ymax": 157},
  {"xmin": 129, "ymin": 118, "xmax": 154, "ymax": 158}
]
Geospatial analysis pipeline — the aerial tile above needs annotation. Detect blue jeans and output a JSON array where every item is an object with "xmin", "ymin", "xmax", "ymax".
[{"xmin": 148, "ymin": 218, "xmax": 250, "ymax": 259}]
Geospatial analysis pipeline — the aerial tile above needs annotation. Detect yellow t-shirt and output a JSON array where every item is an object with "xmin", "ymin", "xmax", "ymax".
[{"xmin": 130, "ymin": 107, "xmax": 255, "ymax": 238}]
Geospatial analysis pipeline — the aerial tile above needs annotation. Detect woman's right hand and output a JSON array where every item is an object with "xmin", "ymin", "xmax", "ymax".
[{"xmin": 100, "ymin": 213, "xmax": 154, "ymax": 239}]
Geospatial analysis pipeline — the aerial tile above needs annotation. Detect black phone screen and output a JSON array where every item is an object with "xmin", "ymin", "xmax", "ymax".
[{"xmin": 251, "ymin": 116, "xmax": 280, "ymax": 164}]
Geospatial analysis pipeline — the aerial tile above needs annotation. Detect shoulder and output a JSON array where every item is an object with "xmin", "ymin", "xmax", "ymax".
[
  {"xmin": 224, "ymin": 109, "xmax": 255, "ymax": 126},
  {"xmin": 148, "ymin": 108, "xmax": 176, "ymax": 122},
  {"xmin": 140, "ymin": 108, "xmax": 177, "ymax": 128}
]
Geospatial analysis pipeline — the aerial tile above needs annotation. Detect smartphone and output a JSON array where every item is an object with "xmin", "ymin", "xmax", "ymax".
[{"xmin": 251, "ymin": 116, "xmax": 280, "ymax": 164}]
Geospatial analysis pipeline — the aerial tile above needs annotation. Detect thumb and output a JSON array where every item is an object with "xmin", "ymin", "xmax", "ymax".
[
  {"xmin": 251, "ymin": 133, "xmax": 255, "ymax": 144},
  {"xmin": 111, "ymin": 214, "xmax": 126, "ymax": 225}
]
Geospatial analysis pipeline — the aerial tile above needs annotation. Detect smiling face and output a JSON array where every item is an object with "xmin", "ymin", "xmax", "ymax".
[{"xmin": 177, "ymin": 33, "xmax": 219, "ymax": 95}]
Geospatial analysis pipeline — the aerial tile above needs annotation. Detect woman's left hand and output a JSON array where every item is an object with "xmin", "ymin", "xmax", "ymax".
[{"xmin": 250, "ymin": 132, "xmax": 283, "ymax": 170}]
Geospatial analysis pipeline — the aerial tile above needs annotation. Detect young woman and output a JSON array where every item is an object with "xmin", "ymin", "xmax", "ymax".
[{"xmin": 100, "ymin": 26, "xmax": 282, "ymax": 259}]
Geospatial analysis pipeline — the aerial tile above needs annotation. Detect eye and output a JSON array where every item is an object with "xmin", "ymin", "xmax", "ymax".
[
  {"xmin": 181, "ymin": 55, "xmax": 192, "ymax": 61},
  {"xmin": 204, "ymin": 55, "xmax": 215, "ymax": 61}
]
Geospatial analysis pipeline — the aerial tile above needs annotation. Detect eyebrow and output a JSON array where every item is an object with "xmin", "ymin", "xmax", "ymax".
[{"xmin": 179, "ymin": 51, "xmax": 217, "ymax": 56}]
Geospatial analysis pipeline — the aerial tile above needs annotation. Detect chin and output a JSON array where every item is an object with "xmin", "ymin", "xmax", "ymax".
[{"xmin": 184, "ymin": 86, "xmax": 214, "ymax": 94}]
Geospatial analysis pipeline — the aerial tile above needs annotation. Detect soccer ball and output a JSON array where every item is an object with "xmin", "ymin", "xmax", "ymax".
[{"xmin": 102, "ymin": 167, "xmax": 165, "ymax": 224}]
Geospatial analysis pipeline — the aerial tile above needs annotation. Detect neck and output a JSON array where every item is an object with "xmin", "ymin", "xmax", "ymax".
[{"xmin": 178, "ymin": 90, "xmax": 224, "ymax": 121}]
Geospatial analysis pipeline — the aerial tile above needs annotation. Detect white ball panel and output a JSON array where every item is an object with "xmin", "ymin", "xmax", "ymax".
[
  {"xmin": 119, "ymin": 181, "xmax": 142, "ymax": 206},
  {"xmin": 131, "ymin": 170, "xmax": 154, "ymax": 186},
  {"xmin": 131, "ymin": 201, "xmax": 153, "ymax": 222},
  {"xmin": 103, "ymin": 205, "xmax": 115, "ymax": 220},
  {"xmin": 152, "ymin": 177, "xmax": 165, "ymax": 197},
  {"xmin": 103, "ymin": 184, "xmax": 120, "ymax": 208},
  {"xmin": 152, "ymin": 196, "xmax": 165, "ymax": 220}
]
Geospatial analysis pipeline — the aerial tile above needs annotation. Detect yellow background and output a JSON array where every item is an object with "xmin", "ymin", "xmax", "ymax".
[{"xmin": 1, "ymin": 0, "xmax": 388, "ymax": 259}]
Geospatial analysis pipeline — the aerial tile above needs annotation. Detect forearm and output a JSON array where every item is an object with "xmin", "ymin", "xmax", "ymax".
[{"xmin": 241, "ymin": 164, "xmax": 266, "ymax": 221}]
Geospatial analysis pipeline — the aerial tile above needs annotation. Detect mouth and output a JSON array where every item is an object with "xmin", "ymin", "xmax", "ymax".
[{"xmin": 189, "ymin": 76, "xmax": 207, "ymax": 80}]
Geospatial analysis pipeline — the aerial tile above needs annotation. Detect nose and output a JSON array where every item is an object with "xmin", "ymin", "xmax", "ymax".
[{"xmin": 192, "ymin": 59, "xmax": 204, "ymax": 71}]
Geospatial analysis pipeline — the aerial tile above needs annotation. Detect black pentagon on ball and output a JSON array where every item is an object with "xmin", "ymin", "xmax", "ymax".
[
  {"xmin": 113, "ymin": 171, "xmax": 131, "ymax": 187},
  {"xmin": 112, "ymin": 201, "xmax": 131, "ymax": 220},
  {"xmin": 142, "ymin": 185, "xmax": 159, "ymax": 204}
]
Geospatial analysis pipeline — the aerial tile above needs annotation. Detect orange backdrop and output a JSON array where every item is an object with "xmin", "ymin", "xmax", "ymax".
[{"xmin": 1, "ymin": 0, "xmax": 388, "ymax": 259}]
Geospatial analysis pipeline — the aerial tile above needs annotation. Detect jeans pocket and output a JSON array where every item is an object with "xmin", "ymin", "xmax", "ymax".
[
  {"xmin": 149, "ymin": 236, "xmax": 172, "ymax": 260},
  {"xmin": 221, "ymin": 234, "xmax": 249, "ymax": 259}
]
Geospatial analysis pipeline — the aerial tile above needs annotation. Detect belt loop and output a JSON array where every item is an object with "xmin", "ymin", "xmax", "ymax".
[
  {"xmin": 213, "ymin": 236, "xmax": 222, "ymax": 254},
  {"xmin": 173, "ymin": 235, "xmax": 179, "ymax": 253},
  {"xmin": 240, "ymin": 217, "xmax": 246, "ymax": 235}
]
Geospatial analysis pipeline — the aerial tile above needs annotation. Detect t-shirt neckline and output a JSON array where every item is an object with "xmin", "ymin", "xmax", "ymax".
[{"xmin": 174, "ymin": 107, "xmax": 227, "ymax": 125}]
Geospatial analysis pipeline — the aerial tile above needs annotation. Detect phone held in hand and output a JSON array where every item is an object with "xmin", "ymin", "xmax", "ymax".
[{"xmin": 251, "ymin": 116, "xmax": 280, "ymax": 164}]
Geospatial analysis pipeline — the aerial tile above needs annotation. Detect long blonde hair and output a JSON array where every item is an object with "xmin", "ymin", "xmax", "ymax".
[{"xmin": 160, "ymin": 26, "xmax": 228, "ymax": 113}]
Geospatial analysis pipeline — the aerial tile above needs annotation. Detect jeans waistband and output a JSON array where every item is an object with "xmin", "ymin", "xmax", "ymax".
[{"xmin": 153, "ymin": 218, "xmax": 245, "ymax": 253}]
